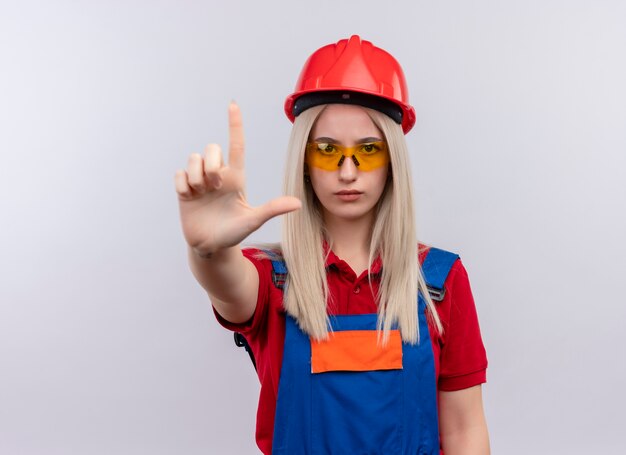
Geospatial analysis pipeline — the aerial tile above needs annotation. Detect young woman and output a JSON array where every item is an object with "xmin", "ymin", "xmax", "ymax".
[{"xmin": 175, "ymin": 35, "xmax": 490, "ymax": 455}]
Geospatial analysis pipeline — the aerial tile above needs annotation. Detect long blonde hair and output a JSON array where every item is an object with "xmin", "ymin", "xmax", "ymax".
[{"xmin": 280, "ymin": 105, "xmax": 443, "ymax": 344}]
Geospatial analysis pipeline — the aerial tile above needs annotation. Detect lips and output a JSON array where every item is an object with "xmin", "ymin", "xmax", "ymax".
[{"xmin": 334, "ymin": 190, "xmax": 363, "ymax": 201}]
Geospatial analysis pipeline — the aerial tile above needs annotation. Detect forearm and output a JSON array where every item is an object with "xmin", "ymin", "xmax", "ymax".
[
  {"xmin": 441, "ymin": 421, "xmax": 490, "ymax": 455},
  {"xmin": 439, "ymin": 385, "xmax": 490, "ymax": 455},
  {"xmin": 187, "ymin": 245, "xmax": 258, "ymax": 322}
]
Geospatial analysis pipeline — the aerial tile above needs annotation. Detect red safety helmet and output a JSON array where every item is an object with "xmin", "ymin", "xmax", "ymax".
[{"xmin": 285, "ymin": 35, "xmax": 416, "ymax": 134}]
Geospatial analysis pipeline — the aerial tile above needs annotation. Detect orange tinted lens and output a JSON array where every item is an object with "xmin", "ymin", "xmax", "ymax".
[
  {"xmin": 352, "ymin": 142, "xmax": 389, "ymax": 171},
  {"xmin": 306, "ymin": 142, "xmax": 342, "ymax": 171},
  {"xmin": 306, "ymin": 142, "xmax": 389, "ymax": 171}
]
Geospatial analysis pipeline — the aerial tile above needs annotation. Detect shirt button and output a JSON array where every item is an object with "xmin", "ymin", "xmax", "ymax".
[{"xmin": 353, "ymin": 286, "xmax": 361, "ymax": 294}]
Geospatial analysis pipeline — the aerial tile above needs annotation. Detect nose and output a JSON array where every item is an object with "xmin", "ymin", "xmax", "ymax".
[{"xmin": 338, "ymin": 154, "xmax": 358, "ymax": 182}]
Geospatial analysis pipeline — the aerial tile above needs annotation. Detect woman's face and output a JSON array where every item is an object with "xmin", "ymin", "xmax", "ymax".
[{"xmin": 306, "ymin": 104, "xmax": 389, "ymax": 224}]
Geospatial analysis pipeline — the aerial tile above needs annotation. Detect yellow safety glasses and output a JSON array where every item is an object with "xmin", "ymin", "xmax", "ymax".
[{"xmin": 305, "ymin": 141, "xmax": 390, "ymax": 172}]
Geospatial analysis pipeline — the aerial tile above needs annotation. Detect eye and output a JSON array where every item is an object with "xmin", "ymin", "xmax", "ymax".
[
  {"xmin": 317, "ymin": 143, "xmax": 338, "ymax": 155},
  {"xmin": 360, "ymin": 143, "xmax": 381, "ymax": 154}
]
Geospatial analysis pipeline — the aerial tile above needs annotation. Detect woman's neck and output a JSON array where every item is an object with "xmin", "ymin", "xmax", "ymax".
[{"xmin": 323, "ymin": 211, "xmax": 375, "ymax": 275}]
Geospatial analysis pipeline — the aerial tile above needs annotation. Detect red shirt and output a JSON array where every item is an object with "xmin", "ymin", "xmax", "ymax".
[{"xmin": 214, "ymin": 246, "xmax": 488, "ymax": 455}]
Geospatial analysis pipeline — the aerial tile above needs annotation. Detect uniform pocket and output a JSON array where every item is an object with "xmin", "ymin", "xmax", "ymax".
[
  {"xmin": 310, "ymin": 329, "xmax": 403, "ymax": 373},
  {"xmin": 310, "ymin": 331, "xmax": 404, "ymax": 454}
]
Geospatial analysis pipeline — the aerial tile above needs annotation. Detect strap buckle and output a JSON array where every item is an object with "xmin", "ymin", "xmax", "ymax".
[
  {"xmin": 272, "ymin": 271, "xmax": 287, "ymax": 290},
  {"xmin": 427, "ymin": 285, "xmax": 446, "ymax": 302}
]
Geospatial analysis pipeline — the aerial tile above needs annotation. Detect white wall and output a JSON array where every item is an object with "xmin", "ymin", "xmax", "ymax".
[{"xmin": 1, "ymin": 1, "xmax": 625, "ymax": 453}]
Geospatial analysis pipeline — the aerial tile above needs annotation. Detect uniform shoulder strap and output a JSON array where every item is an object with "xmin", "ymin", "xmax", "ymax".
[
  {"xmin": 263, "ymin": 249, "xmax": 288, "ymax": 290},
  {"xmin": 421, "ymin": 247, "xmax": 459, "ymax": 301}
]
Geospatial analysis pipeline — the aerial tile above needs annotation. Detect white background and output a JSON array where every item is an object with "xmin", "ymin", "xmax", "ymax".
[{"xmin": 1, "ymin": 1, "xmax": 625, "ymax": 453}]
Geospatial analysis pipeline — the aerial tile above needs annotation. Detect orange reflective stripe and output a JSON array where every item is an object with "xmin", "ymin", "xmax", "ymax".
[{"xmin": 310, "ymin": 330, "xmax": 403, "ymax": 374}]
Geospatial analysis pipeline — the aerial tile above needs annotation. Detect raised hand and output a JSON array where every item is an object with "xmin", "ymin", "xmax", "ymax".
[{"xmin": 175, "ymin": 102, "xmax": 301, "ymax": 257}]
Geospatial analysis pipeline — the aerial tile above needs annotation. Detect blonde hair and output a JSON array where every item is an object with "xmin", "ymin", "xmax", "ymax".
[{"xmin": 280, "ymin": 105, "xmax": 443, "ymax": 344}]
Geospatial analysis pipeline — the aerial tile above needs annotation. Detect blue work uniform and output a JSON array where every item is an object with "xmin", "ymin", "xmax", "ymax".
[{"xmin": 269, "ymin": 248, "xmax": 459, "ymax": 454}]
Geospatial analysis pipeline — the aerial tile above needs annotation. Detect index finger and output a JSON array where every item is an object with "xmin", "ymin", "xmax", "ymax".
[{"xmin": 228, "ymin": 101, "xmax": 245, "ymax": 169}]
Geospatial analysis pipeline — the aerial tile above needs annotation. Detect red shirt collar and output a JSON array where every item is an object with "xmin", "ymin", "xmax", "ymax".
[{"xmin": 322, "ymin": 239, "xmax": 383, "ymax": 275}]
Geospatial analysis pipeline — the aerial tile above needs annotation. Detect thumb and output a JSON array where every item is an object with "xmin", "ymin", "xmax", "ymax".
[{"xmin": 255, "ymin": 196, "xmax": 302, "ymax": 224}]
